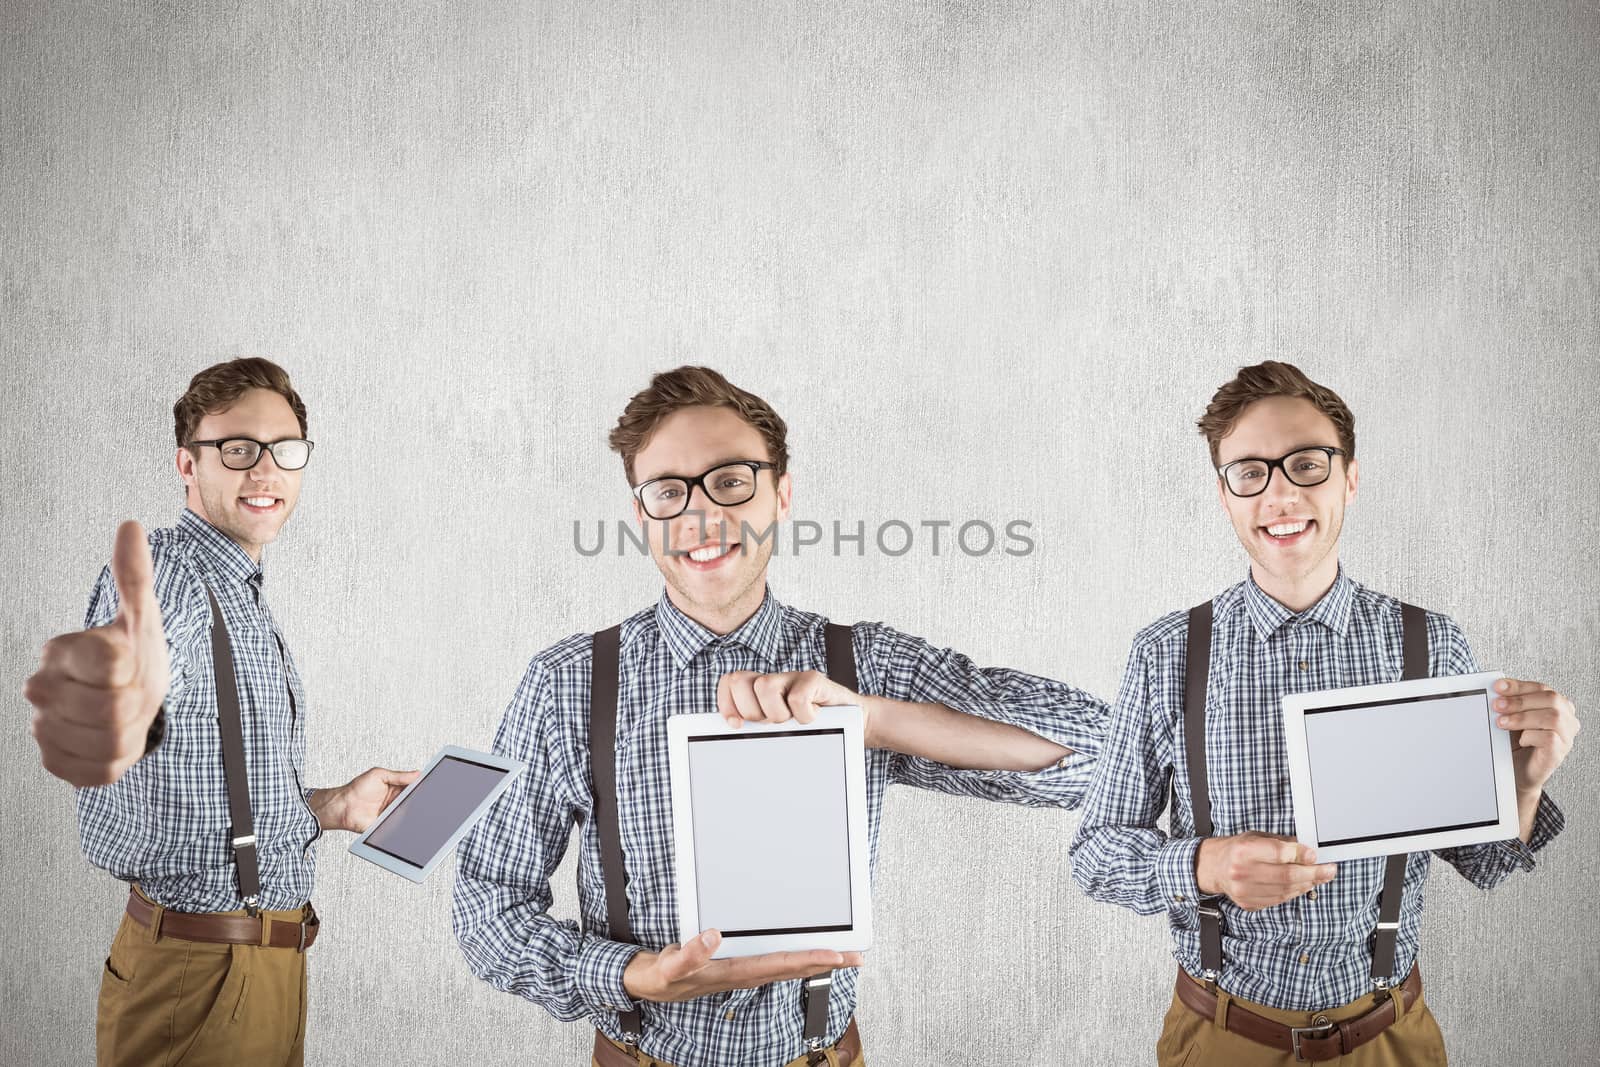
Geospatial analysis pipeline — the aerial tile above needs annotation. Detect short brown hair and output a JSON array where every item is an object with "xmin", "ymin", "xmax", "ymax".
[
  {"xmin": 608, "ymin": 366, "xmax": 789, "ymax": 484},
  {"xmin": 174, "ymin": 357, "xmax": 308, "ymax": 449},
  {"xmin": 1197, "ymin": 360, "xmax": 1355, "ymax": 466}
]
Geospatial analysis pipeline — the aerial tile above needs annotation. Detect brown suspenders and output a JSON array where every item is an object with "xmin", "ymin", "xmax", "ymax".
[
  {"xmin": 204, "ymin": 583, "xmax": 262, "ymax": 917},
  {"xmin": 1183, "ymin": 599, "xmax": 1427, "ymax": 989},
  {"xmin": 588, "ymin": 624, "xmax": 639, "ymax": 1041},
  {"xmin": 588, "ymin": 621, "xmax": 858, "ymax": 1053},
  {"xmin": 1182, "ymin": 604, "xmax": 1224, "ymax": 976}
]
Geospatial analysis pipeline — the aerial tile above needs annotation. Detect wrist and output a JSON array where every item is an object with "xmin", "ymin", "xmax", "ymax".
[
  {"xmin": 861, "ymin": 695, "xmax": 890, "ymax": 748},
  {"xmin": 622, "ymin": 951, "xmax": 658, "ymax": 1000},
  {"xmin": 309, "ymin": 785, "xmax": 342, "ymax": 831}
]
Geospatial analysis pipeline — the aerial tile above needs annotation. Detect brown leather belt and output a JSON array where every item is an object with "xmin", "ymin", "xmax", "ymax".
[
  {"xmin": 591, "ymin": 1017, "xmax": 861, "ymax": 1067},
  {"xmin": 1176, "ymin": 966, "xmax": 1421, "ymax": 1062},
  {"xmin": 126, "ymin": 887, "xmax": 319, "ymax": 951}
]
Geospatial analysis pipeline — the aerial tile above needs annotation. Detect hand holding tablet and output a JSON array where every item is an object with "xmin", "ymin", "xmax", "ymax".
[{"xmin": 348, "ymin": 746, "xmax": 526, "ymax": 882}]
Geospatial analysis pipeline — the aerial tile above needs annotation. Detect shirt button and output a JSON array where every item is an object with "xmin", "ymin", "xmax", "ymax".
[
  {"xmin": 1307, "ymin": 890, "xmax": 1318, "ymax": 901},
  {"xmin": 1299, "ymin": 953, "xmax": 1310, "ymax": 964},
  {"xmin": 1298, "ymin": 661, "xmax": 1309, "ymax": 671},
  {"xmin": 1174, "ymin": 894, "xmax": 1186, "ymax": 903},
  {"xmin": 724, "ymin": 1010, "xmax": 735, "ymax": 1022}
]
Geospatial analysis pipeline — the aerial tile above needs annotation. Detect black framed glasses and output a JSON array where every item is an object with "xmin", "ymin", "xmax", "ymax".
[
  {"xmin": 633, "ymin": 460, "xmax": 776, "ymax": 520},
  {"xmin": 188, "ymin": 437, "xmax": 315, "ymax": 471},
  {"xmin": 1217, "ymin": 446, "xmax": 1345, "ymax": 498}
]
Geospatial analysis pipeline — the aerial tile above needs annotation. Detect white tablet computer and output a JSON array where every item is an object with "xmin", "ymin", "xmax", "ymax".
[
  {"xmin": 348, "ymin": 746, "xmax": 526, "ymax": 882},
  {"xmin": 1283, "ymin": 672, "xmax": 1517, "ymax": 863},
  {"xmin": 667, "ymin": 706, "xmax": 872, "ymax": 958}
]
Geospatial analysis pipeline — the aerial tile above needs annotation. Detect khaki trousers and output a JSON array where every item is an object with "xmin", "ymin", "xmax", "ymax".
[
  {"xmin": 96, "ymin": 888, "xmax": 310, "ymax": 1067},
  {"xmin": 1157, "ymin": 971, "xmax": 1447, "ymax": 1066}
]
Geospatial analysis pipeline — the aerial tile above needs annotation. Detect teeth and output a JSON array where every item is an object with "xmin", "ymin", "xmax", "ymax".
[
  {"xmin": 243, "ymin": 497, "xmax": 276, "ymax": 507},
  {"xmin": 1267, "ymin": 521, "xmax": 1307, "ymax": 537},
  {"xmin": 688, "ymin": 544, "xmax": 733, "ymax": 562}
]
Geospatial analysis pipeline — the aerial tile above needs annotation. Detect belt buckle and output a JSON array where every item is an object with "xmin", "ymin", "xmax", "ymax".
[{"xmin": 1290, "ymin": 1015, "xmax": 1334, "ymax": 1062}]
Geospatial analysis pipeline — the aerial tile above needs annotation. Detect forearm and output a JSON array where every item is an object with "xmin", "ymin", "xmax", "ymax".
[{"xmin": 866, "ymin": 695, "xmax": 1071, "ymax": 771}]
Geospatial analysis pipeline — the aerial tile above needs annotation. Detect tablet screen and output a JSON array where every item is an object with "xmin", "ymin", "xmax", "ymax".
[
  {"xmin": 1303, "ymin": 689, "xmax": 1499, "ymax": 846},
  {"xmin": 686, "ymin": 729, "xmax": 854, "ymax": 936},
  {"xmin": 361, "ymin": 755, "xmax": 514, "ymax": 868}
]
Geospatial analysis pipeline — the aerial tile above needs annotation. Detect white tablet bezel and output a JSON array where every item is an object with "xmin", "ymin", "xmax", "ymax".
[
  {"xmin": 348, "ymin": 745, "xmax": 527, "ymax": 883},
  {"xmin": 1282, "ymin": 671, "xmax": 1516, "ymax": 862},
  {"xmin": 667, "ymin": 706, "xmax": 873, "ymax": 958}
]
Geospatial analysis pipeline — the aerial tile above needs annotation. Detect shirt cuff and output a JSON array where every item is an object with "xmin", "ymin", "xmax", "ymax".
[
  {"xmin": 899, "ymin": 747, "xmax": 1095, "ymax": 808},
  {"xmin": 576, "ymin": 937, "xmax": 643, "ymax": 1018},
  {"xmin": 1155, "ymin": 836, "xmax": 1206, "ymax": 909},
  {"xmin": 1502, "ymin": 791, "xmax": 1566, "ymax": 870},
  {"xmin": 993, "ymin": 748, "xmax": 1095, "ymax": 803}
]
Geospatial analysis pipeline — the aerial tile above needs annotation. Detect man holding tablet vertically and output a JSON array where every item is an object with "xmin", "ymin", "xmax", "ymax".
[
  {"xmin": 453, "ymin": 366, "xmax": 1107, "ymax": 1067},
  {"xmin": 1070, "ymin": 361, "xmax": 1579, "ymax": 1065}
]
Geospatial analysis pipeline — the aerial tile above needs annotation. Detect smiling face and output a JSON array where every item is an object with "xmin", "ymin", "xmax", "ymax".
[
  {"xmin": 1215, "ymin": 395, "xmax": 1358, "ymax": 610},
  {"xmin": 176, "ymin": 388, "xmax": 306, "ymax": 560},
  {"xmin": 631, "ymin": 405, "xmax": 792, "ymax": 633}
]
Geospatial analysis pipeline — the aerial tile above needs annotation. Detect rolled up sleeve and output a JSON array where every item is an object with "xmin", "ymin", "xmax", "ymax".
[{"xmin": 855, "ymin": 621, "xmax": 1107, "ymax": 808}]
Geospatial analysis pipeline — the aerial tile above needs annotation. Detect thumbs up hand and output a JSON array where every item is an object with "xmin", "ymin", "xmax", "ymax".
[{"xmin": 25, "ymin": 521, "xmax": 171, "ymax": 787}]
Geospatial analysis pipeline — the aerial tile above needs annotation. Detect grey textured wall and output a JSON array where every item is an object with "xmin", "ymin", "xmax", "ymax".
[{"xmin": 3, "ymin": 1, "xmax": 1597, "ymax": 1064}]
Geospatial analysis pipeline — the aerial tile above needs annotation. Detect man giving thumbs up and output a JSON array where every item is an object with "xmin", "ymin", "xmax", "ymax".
[{"xmin": 24, "ymin": 358, "xmax": 416, "ymax": 1067}]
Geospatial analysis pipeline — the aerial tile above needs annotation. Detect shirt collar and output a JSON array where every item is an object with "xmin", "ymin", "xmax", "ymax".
[
  {"xmin": 178, "ymin": 507, "xmax": 264, "ymax": 589},
  {"xmin": 654, "ymin": 586, "xmax": 785, "ymax": 671},
  {"xmin": 1241, "ymin": 564, "xmax": 1353, "ymax": 641}
]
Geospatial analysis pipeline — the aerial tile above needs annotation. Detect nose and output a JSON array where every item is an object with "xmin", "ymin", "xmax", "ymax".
[
  {"xmin": 1260, "ymin": 463, "xmax": 1300, "ymax": 509},
  {"xmin": 671, "ymin": 484, "xmax": 727, "ymax": 543},
  {"xmin": 250, "ymin": 449, "xmax": 281, "ymax": 476}
]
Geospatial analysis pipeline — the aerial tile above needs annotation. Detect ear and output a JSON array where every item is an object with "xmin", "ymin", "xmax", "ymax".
[
  {"xmin": 1343, "ymin": 456, "xmax": 1359, "ymax": 506},
  {"xmin": 775, "ymin": 471, "xmax": 793, "ymax": 524},
  {"xmin": 1214, "ymin": 475, "xmax": 1229, "ymax": 514},
  {"xmin": 176, "ymin": 446, "xmax": 196, "ymax": 488}
]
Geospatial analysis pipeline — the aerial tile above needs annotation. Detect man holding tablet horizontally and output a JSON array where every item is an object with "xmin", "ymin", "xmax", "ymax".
[
  {"xmin": 453, "ymin": 366, "xmax": 1107, "ymax": 1067},
  {"xmin": 1069, "ymin": 361, "xmax": 1578, "ymax": 1065}
]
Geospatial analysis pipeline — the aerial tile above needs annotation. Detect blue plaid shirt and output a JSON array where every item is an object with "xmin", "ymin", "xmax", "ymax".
[
  {"xmin": 453, "ymin": 587, "xmax": 1107, "ymax": 1067},
  {"xmin": 74, "ymin": 508, "xmax": 322, "ymax": 913},
  {"xmin": 1069, "ymin": 568, "xmax": 1565, "ymax": 1011}
]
